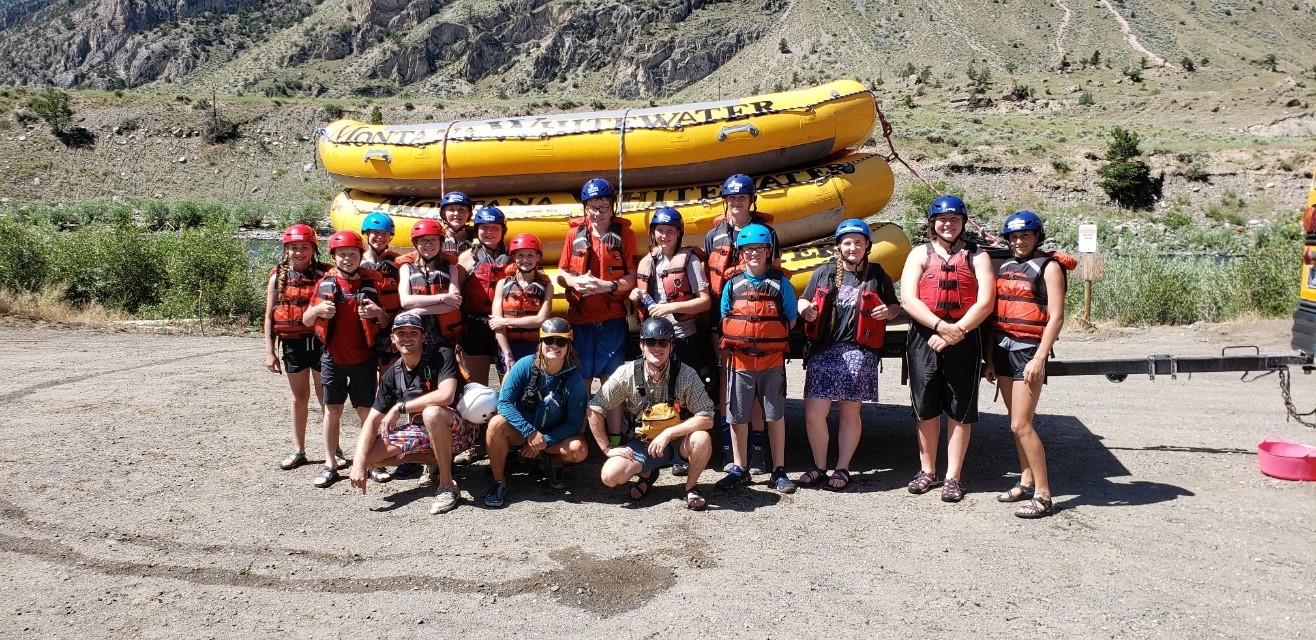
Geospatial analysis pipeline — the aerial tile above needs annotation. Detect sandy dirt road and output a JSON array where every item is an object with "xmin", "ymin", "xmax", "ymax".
[{"xmin": 1, "ymin": 318, "xmax": 1313, "ymax": 638}]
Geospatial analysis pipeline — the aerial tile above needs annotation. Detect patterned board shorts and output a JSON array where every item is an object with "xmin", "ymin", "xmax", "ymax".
[
  {"xmin": 383, "ymin": 408, "xmax": 477, "ymax": 460},
  {"xmin": 803, "ymin": 342, "xmax": 882, "ymax": 403}
]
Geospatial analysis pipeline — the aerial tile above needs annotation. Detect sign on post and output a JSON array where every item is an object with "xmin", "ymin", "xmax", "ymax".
[{"xmin": 1078, "ymin": 224, "xmax": 1098, "ymax": 253}]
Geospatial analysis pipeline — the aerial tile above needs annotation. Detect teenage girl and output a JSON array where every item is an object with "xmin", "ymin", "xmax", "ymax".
[
  {"xmin": 457, "ymin": 206, "xmax": 510, "ymax": 386},
  {"xmin": 797, "ymin": 219, "xmax": 901, "ymax": 491},
  {"xmin": 397, "ymin": 218, "xmax": 465, "ymax": 354},
  {"xmin": 437, "ymin": 191, "xmax": 475, "ymax": 262},
  {"xmin": 630, "ymin": 206, "xmax": 712, "ymax": 369},
  {"xmin": 490, "ymin": 233, "xmax": 554, "ymax": 372},
  {"xmin": 264, "ymin": 224, "xmax": 330, "ymax": 470},
  {"xmin": 985, "ymin": 211, "xmax": 1067, "ymax": 519}
]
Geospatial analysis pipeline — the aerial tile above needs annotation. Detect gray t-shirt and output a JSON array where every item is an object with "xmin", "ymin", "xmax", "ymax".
[{"xmin": 644, "ymin": 251, "xmax": 709, "ymax": 338}]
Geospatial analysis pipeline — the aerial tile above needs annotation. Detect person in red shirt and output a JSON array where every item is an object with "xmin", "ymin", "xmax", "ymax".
[
  {"xmin": 304, "ymin": 231, "xmax": 391, "ymax": 488},
  {"xmin": 556, "ymin": 178, "xmax": 638, "ymax": 446}
]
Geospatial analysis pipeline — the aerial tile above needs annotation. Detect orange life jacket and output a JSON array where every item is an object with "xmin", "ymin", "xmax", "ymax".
[
  {"xmin": 269, "ymin": 263, "xmax": 328, "ymax": 339},
  {"xmin": 706, "ymin": 214, "xmax": 775, "ymax": 296},
  {"xmin": 918, "ymin": 242, "xmax": 979, "ymax": 321},
  {"xmin": 362, "ymin": 249, "xmax": 403, "ymax": 315},
  {"xmin": 500, "ymin": 273, "xmax": 550, "ymax": 342},
  {"xmin": 635, "ymin": 247, "xmax": 705, "ymax": 322},
  {"xmin": 802, "ymin": 261, "xmax": 889, "ymax": 350},
  {"xmin": 461, "ymin": 244, "xmax": 510, "ymax": 317},
  {"xmin": 311, "ymin": 267, "xmax": 385, "ymax": 347},
  {"xmin": 442, "ymin": 227, "xmax": 472, "ymax": 263},
  {"xmin": 720, "ymin": 269, "xmax": 791, "ymax": 357},
  {"xmin": 399, "ymin": 254, "xmax": 465, "ymax": 345},
  {"xmin": 561, "ymin": 216, "xmax": 632, "ymax": 318},
  {"xmin": 992, "ymin": 253, "xmax": 1067, "ymax": 340}
]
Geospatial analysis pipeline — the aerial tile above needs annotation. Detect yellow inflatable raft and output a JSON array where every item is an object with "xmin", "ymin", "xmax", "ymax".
[
  {"xmin": 317, "ymin": 80, "xmax": 877, "ymax": 197},
  {"xmin": 539, "ymin": 227, "xmax": 911, "ymax": 317},
  {"xmin": 330, "ymin": 152, "xmax": 895, "ymax": 264}
]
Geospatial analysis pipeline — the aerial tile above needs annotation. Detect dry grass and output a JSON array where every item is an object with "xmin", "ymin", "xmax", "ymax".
[{"xmin": 0, "ymin": 286, "xmax": 128, "ymax": 326}]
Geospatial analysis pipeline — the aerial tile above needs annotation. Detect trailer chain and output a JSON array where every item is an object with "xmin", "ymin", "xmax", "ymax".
[{"xmin": 1278, "ymin": 367, "xmax": 1316, "ymax": 428}]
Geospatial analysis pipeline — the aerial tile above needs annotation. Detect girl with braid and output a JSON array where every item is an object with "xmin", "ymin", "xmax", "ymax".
[
  {"xmin": 263, "ymin": 224, "xmax": 331, "ymax": 470},
  {"xmin": 796, "ymin": 219, "xmax": 900, "ymax": 491}
]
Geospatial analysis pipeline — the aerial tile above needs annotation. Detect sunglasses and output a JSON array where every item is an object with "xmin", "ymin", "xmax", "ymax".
[
  {"xmin": 640, "ymin": 338, "xmax": 672, "ymax": 348},
  {"xmin": 541, "ymin": 337, "xmax": 572, "ymax": 348}
]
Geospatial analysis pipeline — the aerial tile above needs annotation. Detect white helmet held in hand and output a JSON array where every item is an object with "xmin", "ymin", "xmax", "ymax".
[{"xmin": 457, "ymin": 383, "xmax": 498, "ymax": 425}]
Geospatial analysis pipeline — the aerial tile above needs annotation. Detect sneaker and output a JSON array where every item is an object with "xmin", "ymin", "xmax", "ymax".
[
  {"xmin": 333, "ymin": 448, "xmax": 348, "ymax": 468},
  {"xmin": 430, "ymin": 484, "xmax": 460, "ymax": 514},
  {"xmin": 715, "ymin": 465, "xmax": 751, "ymax": 491},
  {"xmin": 907, "ymin": 470, "xmax": 941, "ymax": 494},
  {"xmin": 546, "ymin": 463, "xmax": 568, "ymax": 490},
  {"xmin": 771, "ymin": 467, "xmax": 797, "ymax": 494},
  {"xmin": 312, "ymin": 466, "xmax": 338, "ymax": 488},
  {"xmin": 484, "ymin": 481, "xmax": 509, "ymax": 508},
  {"xmin": 671, "ymin": 462, "xmax": 689, "ymax": 477},
  {"xmin": 454, "ymin": 445, "xmax": 486, "ymax": 466},
  {"xmin": 422, "ymin": 464, "xmax": 440, "ymax": 486},
  {"xmin": 748, "ymin": 444, "xmax": 767, "ymax": 475},
  {"xmin": 280, "ymin": 450, "xmax": 307, "ymax": 470},
  {"xmin": 369, "ymin": 467, "xmax": 393, "ymax": 483},
  {"xmin": 392, "ymin": 462, "xmax": 422, "ymax": 479}
]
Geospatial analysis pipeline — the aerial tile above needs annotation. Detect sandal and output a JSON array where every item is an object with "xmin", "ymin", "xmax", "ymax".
[
  {"xmin": 1015, "ymin": 496, "xmax": 1054, "ymax": 519},
  {"xmin": 312, "ymin": 466, "xmax": 338, "ymax": 488},
  {"xmin": 941, "ymin": 477, "xmax": 965, "ymax": 503},
  {"xmin": 825, "ymin": 468, "xmax": 851, "ymax": 492},
  {"xmin": 996, "ymin": 482, "xmax": 1034, "ymax": 503},
  {"xmin": 907, "ymin": 470, "xmax": 941, "ymax": 494},
  {"xmin": 628, "ymin": 469, "xmax": 657, "ymax": 502},
  {"xmin": 280, "ymin": 450, "xmax": 307, "ymax": 471},
  {"xmin": 685, "ymin": 487, "xmax": 707, "ymax": 511},
  {"xmin": 797, "ymin": 465, "xmax": 828, "ymax": 488}
]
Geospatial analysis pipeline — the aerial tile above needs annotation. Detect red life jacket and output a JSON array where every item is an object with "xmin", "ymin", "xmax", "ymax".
[
  {"xmin": 461, "ymin": 244, "xmax": 510, "ymax": 317},
  {"xmin": 269, "ymin": 263, "xmax": 327, "ymax": 339},
  {"xmin": 561, "ymin": 216, "xmax": 632, "ymax": 319},
  {"xmin": 635, "ymin": 247, "xmax": 705, "ymax": 322},
  {"xmin": 918, "ymin": 242, "xmax": 979, "ymax": 321},
  {"xmin": 311, "ymin": 267, "xmax": 385, "ymax": 347},
  {"xmin": 442, "ymin": 227, "xmax": 472, "ymax": 263},
  {"xmin": 399, "ymin": 254, "xmax": 465, "ymax": 344},
  {"xmin": 500, "ymin": 273, "xmax": 550, "ymax": 342},
  {"xmin": 706, "ymin": 213, "xmax": 775, "ymax": 296},
  {"xmin": 992, "ymin": 254, "xmax": 1066, "ymax": 340},
  {"xmin": 720, "ymin": 269, "xmax": 791, "ymax": 357},
  {"xmin": 362, "ymin": 249, "xmax": 403, "ymax": 315},
  {"xmin": 802, "ymin": 261, "xmax": 888, "ymax": 350}
]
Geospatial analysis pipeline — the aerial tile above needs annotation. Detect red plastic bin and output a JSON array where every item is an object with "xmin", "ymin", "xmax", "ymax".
[{"xmin": 1257, "ymin": 435, "xmax": 1316, "ymax": 481}]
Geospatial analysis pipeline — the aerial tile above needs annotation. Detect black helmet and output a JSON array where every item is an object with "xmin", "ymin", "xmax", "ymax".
[
  {"xmin": 639, "ymin": 317, "xmax": 676, "ymax": 340},
  {"xmin": 540, "ymin": 317, "xmax": 573, "ymax": 340}
]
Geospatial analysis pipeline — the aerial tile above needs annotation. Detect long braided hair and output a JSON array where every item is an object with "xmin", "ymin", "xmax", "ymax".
[
  {"xmin": 827, "ymin": 238, "xmax": 873, "ymax": 335},
  {"xmin": 274, "ymin": 247, "xmax": 328, "ymax": 308}
]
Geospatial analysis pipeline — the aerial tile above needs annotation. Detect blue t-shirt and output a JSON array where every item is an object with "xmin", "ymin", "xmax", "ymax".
[{"xmin": 496, "ymin": 355, "xmax": 587, "ymax": 444}]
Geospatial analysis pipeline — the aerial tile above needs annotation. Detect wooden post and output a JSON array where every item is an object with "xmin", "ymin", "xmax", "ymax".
[{"xmin": 1073, "ymin": 253, "xmax": 1105, "ymax": 327}]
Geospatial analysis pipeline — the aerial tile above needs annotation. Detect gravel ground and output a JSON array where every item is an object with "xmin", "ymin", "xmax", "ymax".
[{"xmin": 1, "ymin": 318, "xmax": 1313, "ymax": 639}]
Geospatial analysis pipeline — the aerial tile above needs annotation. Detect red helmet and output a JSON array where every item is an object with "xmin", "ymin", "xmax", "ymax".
[
  {"xmin": 327, "ymin": 230, "xmax": 364, "ymax": 252},
  {"xmin": 282, "ymin": 224, "xmax": 317, "ymax": 246},
  {"xmin": 411, "ymin": 218, "xmax": 443, "ymax": 243},
  {"xmin": 507, "ymin": 233, "xmax": 542, "ymax": 255}
]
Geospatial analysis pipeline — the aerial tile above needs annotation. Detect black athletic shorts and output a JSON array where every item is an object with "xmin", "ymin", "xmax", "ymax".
[
  {"xmin": 461, "ymin": 315, "xmax": 498, "ymax": 358},
  {"xmin": 280, "ymin": 335, "xmax": 323, "ymax": 374},
  {"xmin": 320, "ymin": 354, "xmax": 378, "ymax": 407},
  {"xmin": 906, "ymin": 325, "xmax": 983, "ymax": 423},
  {"xmin": 992, "ymin": 343, "xmax": 1041, "ymax": 381}
]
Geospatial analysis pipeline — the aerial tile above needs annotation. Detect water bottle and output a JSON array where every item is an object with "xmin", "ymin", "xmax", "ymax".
[{"xmin": 640, "ymin": 292, "xmax": 657, "ymax": 311}]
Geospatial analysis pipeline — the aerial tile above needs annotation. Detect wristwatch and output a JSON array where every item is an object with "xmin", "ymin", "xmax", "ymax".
[{"xmin": 609, "ymin": 280, "xmax": 618, "ymax": 293}]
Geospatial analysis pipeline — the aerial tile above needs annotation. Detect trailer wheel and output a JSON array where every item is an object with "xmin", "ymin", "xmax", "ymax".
[{"xmin": 1106, "ymin": 374, "xmax": 1128, "ymax": 383}]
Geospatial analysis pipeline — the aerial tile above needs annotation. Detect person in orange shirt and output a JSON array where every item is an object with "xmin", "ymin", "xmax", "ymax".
[{"xmin": 556, "ymin": 178, "xmax": 638, "ymax": 446}]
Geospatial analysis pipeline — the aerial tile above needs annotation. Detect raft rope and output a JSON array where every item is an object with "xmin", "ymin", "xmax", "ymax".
[
  {"xmin": 617, "ymin": 108, "xmax": 631, "ymax": 213},
  {"xmin": 438, "ymin": 119, "xmax": 457, "ymax": 197},
  {"xmin": 871, "ymin": 91, "xmax": 999, "ymax": 246}
]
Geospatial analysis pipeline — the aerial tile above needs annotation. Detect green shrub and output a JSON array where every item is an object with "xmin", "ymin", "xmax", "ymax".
[
  {"xmin": 147, "ymin": 226, "xmax": 263, "ymax": 322},
  {"xmin": 28, "ymin": 87, "xmax": 73, "ymax": 133},
  {"xmin": 1231, "ymin": 242, "xmax": 1299, "ymax": 317},
  {"xmin": 0, "ymin": 218, "xmax": 52, "ymax": 291},
  {"xmin": 49, "ymin": 225, "xmax": 165, "ymax": 312}
]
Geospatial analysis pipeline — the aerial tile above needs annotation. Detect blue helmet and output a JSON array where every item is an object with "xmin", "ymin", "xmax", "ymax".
[
  {"xmin": 649, "ymin": 206, "xmax": 683, "ymax": 232},
  {"xmin": 928, "ymin": 194, "xmax": 968, "ymax": 219},
  {"xmin": 1002, "ymin": 210, "xmax": 1043, "ymax": 237},
  {"xmin": 721, "ymin": 174, "xmax": 755, "ymax": 197},
  {"xmin": 834, "ymin": 218, "xmax": 871, "ymax": 242},
  {"xmin": 735, "ymin": 223, "xmax": 772, "ymax": 248},
  {"xmin": 580, "ymin": 178, "xmax": 615, "ymax": 203},
  {"xmin": 472, "ymin": 205, "xmax": 505, "ymax": 227},
  {"xmin": 361, "ymin": 212, "xmax": 395, "ymax": 234},
  {"xmin": 440, "ymin": 191, "xmax": 472, "ymax": 209}
]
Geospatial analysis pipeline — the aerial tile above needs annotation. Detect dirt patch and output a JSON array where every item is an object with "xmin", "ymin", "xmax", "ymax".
[{"xmin": 0, "ymin": 320, "xmax": 1313, "ymax": 637}]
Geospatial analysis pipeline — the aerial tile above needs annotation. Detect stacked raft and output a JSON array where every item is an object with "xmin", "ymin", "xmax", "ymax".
[{"xmin": 320, "ymin": 79, "xmax": 912, "ymax": 307}]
